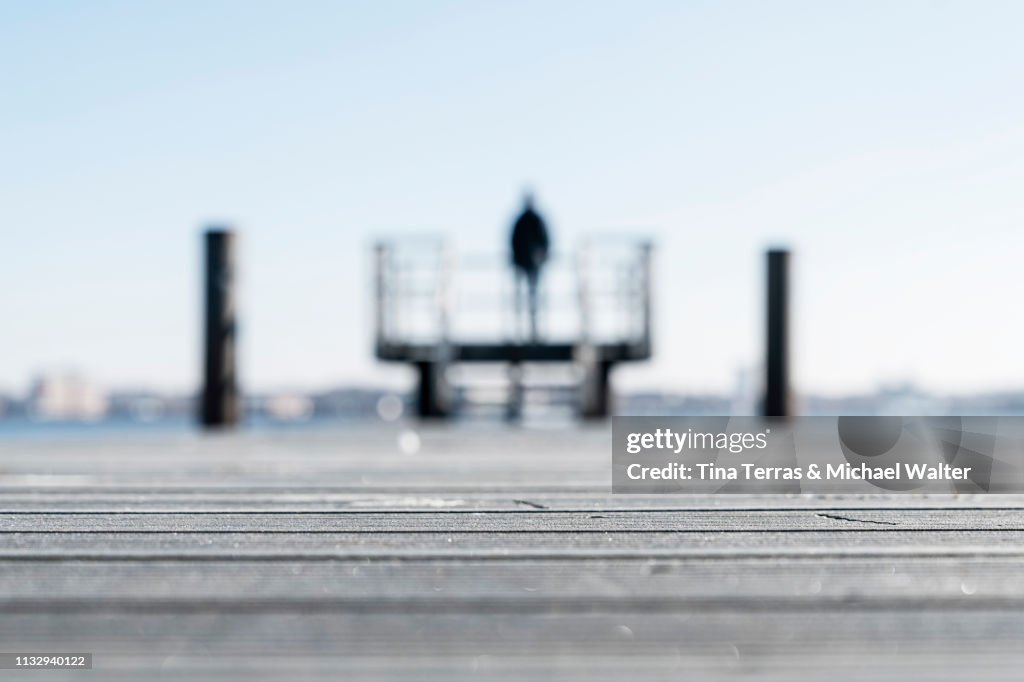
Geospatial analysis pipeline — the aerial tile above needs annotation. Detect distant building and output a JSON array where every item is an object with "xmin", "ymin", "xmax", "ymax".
[
  {"xmin": 27, "ymin": 372, "xmax": 108, "ymax": 421},
  {"xmin": 262, "ymin": 394, "xmax": 314, "ymax": 422}
]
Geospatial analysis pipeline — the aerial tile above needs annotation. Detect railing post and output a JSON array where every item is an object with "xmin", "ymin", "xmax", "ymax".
[
  {"xmin": 639, "ymin": 241, "xmax": 653, "ymax": 358},
  {"xmin": 374, "ymin": 243, "xmax": 389, "ymax": 354},
  {"xmin": 200, "ymin": 228, "xmax": 240, "ymax": 428},
  {"xmin": 577, "ymin": 241, "xmax": 593, "ymax": 344},
  {"xmin": 763, "ymin": 248, "xmax": 791, "ymax": 418}
]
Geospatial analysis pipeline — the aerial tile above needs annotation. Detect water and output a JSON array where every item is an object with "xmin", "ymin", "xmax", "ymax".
[{"xmin": 0, "ymin": 415, "xmax": 370, "ymax": 440}]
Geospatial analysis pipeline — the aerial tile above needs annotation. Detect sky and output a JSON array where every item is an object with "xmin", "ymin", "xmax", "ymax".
[{"xmin": 3, "ymin": 0, "xmax": 1024, "ymax": 396}]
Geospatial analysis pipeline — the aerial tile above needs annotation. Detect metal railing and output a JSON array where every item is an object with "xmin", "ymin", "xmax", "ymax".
[{"xmin": 374, "ymin": 237, "xmax": 652, "ymax": 355}]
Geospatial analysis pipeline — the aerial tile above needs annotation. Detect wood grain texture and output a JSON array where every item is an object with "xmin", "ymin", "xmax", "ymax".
[{"xmin": 1, "ymin": 425, "xmax": 1023, "ymax": 680}]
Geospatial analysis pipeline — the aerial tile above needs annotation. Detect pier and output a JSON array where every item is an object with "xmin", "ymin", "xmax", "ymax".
[
  {"xmin": 374, "ymin": 239, "xmax": 653, "ymax": 419},
  {"xmin": 0, "ymin": 234, "xmax": 1019, "ymax": 679},
  {"xmin": 2, "ymin": 427, "xmax": 1024, "ymax": 679}
]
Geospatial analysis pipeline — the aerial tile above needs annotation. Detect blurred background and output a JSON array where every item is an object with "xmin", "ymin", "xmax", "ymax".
[{"xmin": 4, "ymin": 0, "xmax": 1024, "ymax": 429}]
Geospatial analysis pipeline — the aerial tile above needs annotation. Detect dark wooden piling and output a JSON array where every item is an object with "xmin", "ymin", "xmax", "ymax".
[
  {"xmin": 763, "ymin": 248, "xmax": 791, "ymax": 418},
  {"xmin": 200, "ymin": 229, "xmax": 240, "ymax": 428},
  {"xmin": 416, "ymin": 361, "xmax": 452, "ymax": 418},
  {"xmin": 581, "ymin": 358, "xmax": 613, "ymax": 420}
]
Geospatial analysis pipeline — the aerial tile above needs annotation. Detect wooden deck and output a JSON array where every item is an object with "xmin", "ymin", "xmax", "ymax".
[{"xmin": 2, "ymin": 424, "xmax": 1023, "ymax": 680}]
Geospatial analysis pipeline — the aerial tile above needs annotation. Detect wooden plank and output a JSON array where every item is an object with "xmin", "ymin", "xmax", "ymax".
[
  {"xmin": 1, "ymin": 611, "xmax": 1023, "ymax": 680},
  {"xmin": 0, "ymin": 558, "xmax": 1019, "ymax": 606},
  {"xmin": 2, "ymin": 508, "xmax": 1024, "ymax": 532},
  {"xmin": 1, "ymin": 490, "xmax": 1022, "ymax": 511},
  {"xmin": 4, "ymin": 530, "xmax": 1024, "ymax": 559}
]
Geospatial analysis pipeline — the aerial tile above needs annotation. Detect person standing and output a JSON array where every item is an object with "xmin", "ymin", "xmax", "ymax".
[{"xmin": 510, "ymin": 192, "xmax": 550, "ymax": 342}]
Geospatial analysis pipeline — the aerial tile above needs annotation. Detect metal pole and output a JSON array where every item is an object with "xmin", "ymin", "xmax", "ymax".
[
  {"xmin": 374, "ymin": 243, "xmax": 388, "ymax": 354},
  {"xmin": 200, "ymin": 228, "xmax": 240, "ymax": 428},
  {"xmin": 639, "ymin": 241, "xmax": 653, "ymax": 358},
  {"xmin": 763, "ymin": 248, "xmax": 791, "ymax": 418}
]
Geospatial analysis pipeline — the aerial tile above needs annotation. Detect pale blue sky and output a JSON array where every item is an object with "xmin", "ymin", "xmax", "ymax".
[{"xmin": 3, "ymin": 0, "xmax": 1024, "ymax": 395}]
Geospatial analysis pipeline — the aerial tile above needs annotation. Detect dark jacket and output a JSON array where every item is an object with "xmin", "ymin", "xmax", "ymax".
[{"xmin": 510, "ymin": 207, "xmax": 549, "ymax": 273}]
